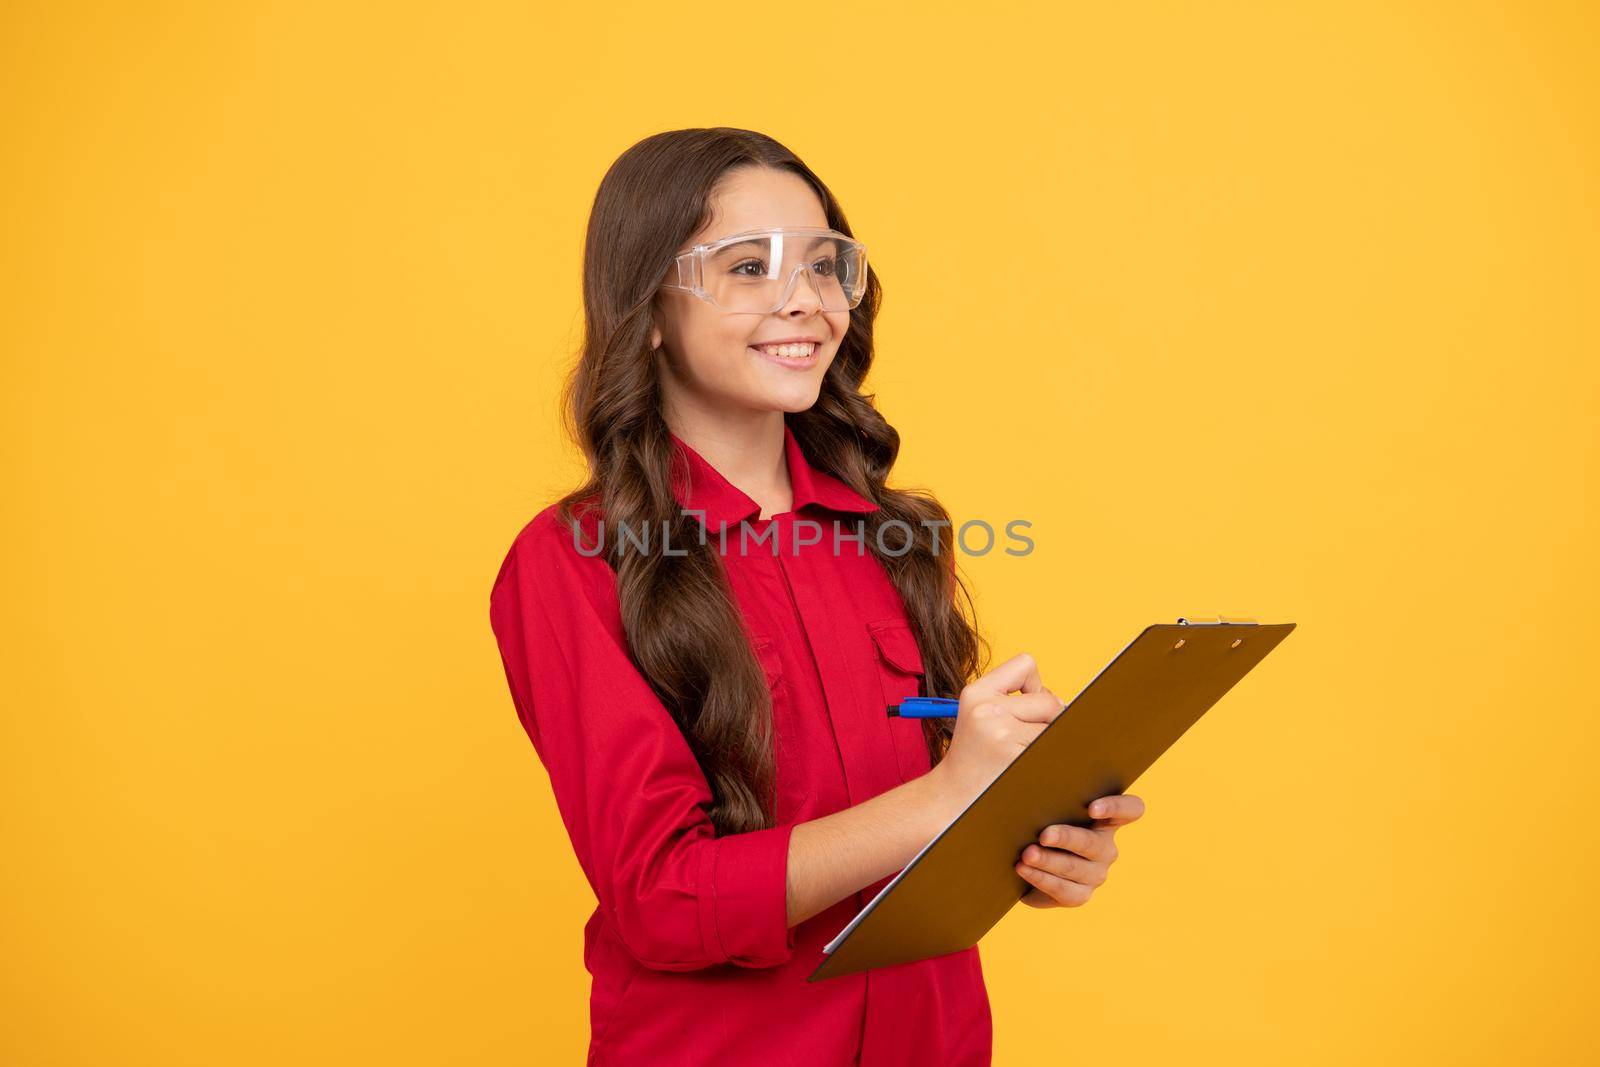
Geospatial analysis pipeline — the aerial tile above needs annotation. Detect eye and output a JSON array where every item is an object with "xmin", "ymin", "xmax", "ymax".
[
  {"xmin": 811, "ymin": 256, "xmax": 838, "ymax": 277},
  {"xmin": 730, "ymin": 259, "xmax": 767, "ymax": 276}
]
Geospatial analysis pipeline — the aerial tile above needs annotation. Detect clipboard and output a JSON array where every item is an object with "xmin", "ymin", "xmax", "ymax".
[{"xmin": 808, "ymin": 616, "xmax": 1295, "ymax": 982}]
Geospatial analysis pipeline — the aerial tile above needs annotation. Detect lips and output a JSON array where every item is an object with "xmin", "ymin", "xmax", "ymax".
[
  {"xmin": 750, "ymin": 336, "xmax": 825, "ymax": 347},
  {"xmin": 750, "ymin": 342, "xmax": 821, "ymax": 369}
]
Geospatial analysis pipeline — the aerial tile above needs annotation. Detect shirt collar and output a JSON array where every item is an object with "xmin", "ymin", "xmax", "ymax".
[{"xmin": 669, "ymin": 421, "xmax": 880, "ymax": 532}]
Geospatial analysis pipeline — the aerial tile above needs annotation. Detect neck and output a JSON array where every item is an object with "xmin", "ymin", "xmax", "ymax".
[{"xmin": 664, "ymin": 407, "xmax": 792, "ymax": 521}]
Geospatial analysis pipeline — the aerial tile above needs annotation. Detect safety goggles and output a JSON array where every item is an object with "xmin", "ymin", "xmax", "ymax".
[{"xmin": 659, "ymin": 226, "xmax": 869, "ymax": 314}]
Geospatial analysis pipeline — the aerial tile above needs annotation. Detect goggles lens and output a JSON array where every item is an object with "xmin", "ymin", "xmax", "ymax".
[{"xmin": 697, "ymin": 230, "xmax": 867, "ymax": 313}]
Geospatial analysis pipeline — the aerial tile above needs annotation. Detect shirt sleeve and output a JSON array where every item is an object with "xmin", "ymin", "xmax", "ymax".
[{"xmin": 488, "ymin": 509, "xmax": 796, "ymax": 972}]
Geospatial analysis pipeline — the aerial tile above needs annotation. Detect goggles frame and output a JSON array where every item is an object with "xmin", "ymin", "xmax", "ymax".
[{"xmin": 659, "ymin": 226, "xmax": 869, "ymax": 314}]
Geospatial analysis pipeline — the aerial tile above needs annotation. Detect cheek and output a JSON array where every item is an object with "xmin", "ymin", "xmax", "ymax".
[{"xmin": 672, "ymin": 311, "xmax": 752, "ymax": 378}]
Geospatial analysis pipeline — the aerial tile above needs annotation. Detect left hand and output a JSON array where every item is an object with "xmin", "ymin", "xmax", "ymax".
[{"xmin": 1015, "ymin": 793, "xmax": 1146, "ymax": 909}]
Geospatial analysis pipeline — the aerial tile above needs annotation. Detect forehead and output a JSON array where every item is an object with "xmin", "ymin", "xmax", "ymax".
[{"xmin": 691, "ymin": 166, "xmax": 829, "ymax": 246}]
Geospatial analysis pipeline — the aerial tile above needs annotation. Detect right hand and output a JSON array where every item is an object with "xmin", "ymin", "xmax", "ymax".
[{"xmin": 928, "ymin": 652, "xmax": 1065, "ymax": 808}]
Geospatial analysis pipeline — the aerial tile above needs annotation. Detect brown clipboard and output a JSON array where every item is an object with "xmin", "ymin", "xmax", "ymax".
[{"xmin": 808, "ymin": 616, "xmax": 1296, "ymax": 982}]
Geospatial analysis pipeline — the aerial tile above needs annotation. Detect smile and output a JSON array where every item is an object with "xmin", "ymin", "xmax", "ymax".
[{"xmin": 750, "ymin": 342, "xmax": 820, "ymax": 369}]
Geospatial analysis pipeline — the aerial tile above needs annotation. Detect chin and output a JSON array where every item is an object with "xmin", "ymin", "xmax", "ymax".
[{"xmin": 763, "ymin": 386, "xmax": 825, "ymax": 413}]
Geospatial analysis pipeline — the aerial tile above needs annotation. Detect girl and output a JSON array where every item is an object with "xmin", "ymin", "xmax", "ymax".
[{"xmin": 488, "ymin": 128, "xmax": 1145, "ymax": 1066}]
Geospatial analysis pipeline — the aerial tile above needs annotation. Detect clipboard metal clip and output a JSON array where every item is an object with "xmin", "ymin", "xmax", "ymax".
[{"xmin": 1176, "ymin": 615, "xmax": 1258, "ymax": 626}]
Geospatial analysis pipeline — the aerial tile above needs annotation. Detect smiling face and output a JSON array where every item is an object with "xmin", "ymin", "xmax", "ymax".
[{"xmin": 650, "ymin": 165, "xmax": 850, "ymax": 424}]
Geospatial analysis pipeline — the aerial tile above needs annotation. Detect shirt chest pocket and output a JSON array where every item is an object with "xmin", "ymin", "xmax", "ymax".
[
  {"xmin": 750, "ymin": 635, "xmax": 801, "ymax": 811},
  {"xmin": 866, "ymin": 619, "xmax": 934, "ymax": 782},
  {"xmin": 752, "ymin": 635, "xmax": 787, "ymax": 700}
]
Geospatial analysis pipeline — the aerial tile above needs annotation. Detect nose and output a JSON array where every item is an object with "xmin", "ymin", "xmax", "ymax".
[{"xmin": 776, "ymin": 262, "xmax": 825, "ymax": 315}]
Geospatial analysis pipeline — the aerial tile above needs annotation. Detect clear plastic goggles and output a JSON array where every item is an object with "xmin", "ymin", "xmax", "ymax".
[{"xmin": 659, "ymin": 227, "xmax": 869, "ymax": 314}]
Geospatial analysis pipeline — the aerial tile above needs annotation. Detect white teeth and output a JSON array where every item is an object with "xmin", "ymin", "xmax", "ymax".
[{"xmin": 756, "ymin": 342, "xmax": 816, "ymax": 358}]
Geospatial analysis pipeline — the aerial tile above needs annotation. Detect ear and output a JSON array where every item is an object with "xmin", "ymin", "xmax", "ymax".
[{"xmin": 648, "ymin": 306, "xmax": 666, "ymax": 352}]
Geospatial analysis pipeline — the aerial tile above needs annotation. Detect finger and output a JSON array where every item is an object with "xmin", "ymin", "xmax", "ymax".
[
  {"xmin": 1019, "ymin": 844, "xmax": 1107, "ymax": 887},
  {"xmin": 967, "ymin": 652, "xmax": 1043, "ymax": 701},
  {"xmin": 1037, "ymin": 823, "xmax": 1118, "ymax": 864},
  {"xmin": 1087, "ymin": 794, "xmax": 1145, "ymax": 825},
  {"xmin": 1019, "ymin": 885, "xmax": 1060, "ymax": 910},
  {"xmin": 1015, "ymin": 861, "xmax": 1094, "ymax": 907},
  {"xmin": 999, "ymin": 689, "xmax": 1066, "ymax": 725}
]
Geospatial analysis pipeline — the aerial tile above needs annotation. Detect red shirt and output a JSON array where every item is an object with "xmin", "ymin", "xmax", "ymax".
[{"xmin": 488, "ymin": 421, "xmax": 991, "ymax": 1066}]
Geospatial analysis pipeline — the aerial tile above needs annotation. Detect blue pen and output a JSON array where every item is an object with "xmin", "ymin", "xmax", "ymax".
[{"xmin": 885, "ymin": 697, "xmax": 960, "ymax": 718}]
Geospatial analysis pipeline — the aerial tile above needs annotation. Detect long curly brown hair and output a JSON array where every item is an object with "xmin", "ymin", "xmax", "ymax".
[{"xmin": 556, "ymin": 127, "xmax": 987, "ymax": 835}]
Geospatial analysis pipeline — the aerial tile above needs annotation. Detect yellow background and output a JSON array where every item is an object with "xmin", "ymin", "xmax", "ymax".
[{"xmin": 4, "ymin": 2, "xmax": 1596, "ymax": 1063}]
